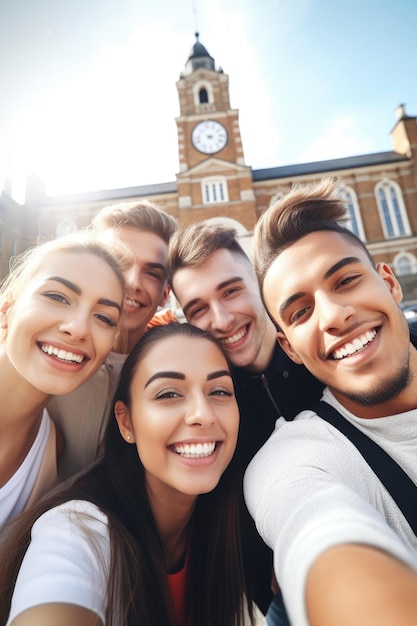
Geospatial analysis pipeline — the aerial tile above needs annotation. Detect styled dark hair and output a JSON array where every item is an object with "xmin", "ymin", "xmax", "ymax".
[
  {"xmin": 167, "ymin": 222, "xmax": 251, "ymax": 286},
  {"xmin": 0, "ymin": 323, "xmax": 253, "ymax": 626},
  {"xmin": 253, "ymin": 177, "xmax": 374, "ymax": 289}
]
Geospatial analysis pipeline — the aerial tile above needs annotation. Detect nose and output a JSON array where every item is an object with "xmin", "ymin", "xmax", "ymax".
[
  {"xmin": 209, "ymin": 303, "xmax": 235, "ymax": 333},
  {"xmin": 58, "ymin": 310, "xmax": 89, "ymax": 341},
  {"xmin": 125, "ymin": 263, "xmax": 144, "ymax": 292},
  {"xmin": 184, "ymin": 393, "xmax": 216, "ymax": 429},
  {"xmin": 316, "ymin": 292, "xmax": 356, "ymax": 333}
]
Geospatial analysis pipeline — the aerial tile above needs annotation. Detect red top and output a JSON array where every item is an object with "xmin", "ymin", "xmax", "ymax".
[{"xmin": 168, "ymin": 564, "xmax": 186, "ymax": 624}]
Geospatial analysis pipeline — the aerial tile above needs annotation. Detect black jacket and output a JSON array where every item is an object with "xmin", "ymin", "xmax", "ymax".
[
  {"xmin": 232, "ymin": 340, "xmax": 325, "ymax": 468},
  {"xmin": 232, "ymin": 341, "xmax": 325, "ymax": 613}
]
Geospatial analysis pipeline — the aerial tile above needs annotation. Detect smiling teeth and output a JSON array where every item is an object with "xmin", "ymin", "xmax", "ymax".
[
  {"xmin": 332, "ymin": 330, "xmax": 377, "ymax": 360},
  {"xmin": 41, "ymin": 344, "xmax": 84, "ymax": 363},
  {"xmin": 126, "ymin": 297, "xmax": 141, "ymax": 308},
  {"xmin": 173, "ymin": 442, "xmax": 216, "ymax": 458},
  {"xmin": 222, "ymin": 327, "xmax": 247, "ymax": 346}
]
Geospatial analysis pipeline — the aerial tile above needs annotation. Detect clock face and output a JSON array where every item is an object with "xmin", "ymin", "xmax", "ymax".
[{"xmin": 191, "ymin": 120, "xmax": 228, "ymax": 154}]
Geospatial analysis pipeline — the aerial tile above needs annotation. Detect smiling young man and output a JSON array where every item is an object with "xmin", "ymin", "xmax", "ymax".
[
  {"xmin": 48, "ymin": 200, "xmax": 178, "ymax": 479},
  {"xmin": 168, "ymin": 223, "xmax": 324, "ymax": 621},
  {"xmin": 244, "ymin": 178, "xmax": 417, "ymax": 626}
]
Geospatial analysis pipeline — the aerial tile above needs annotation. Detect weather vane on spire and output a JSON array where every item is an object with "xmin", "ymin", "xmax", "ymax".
[{"xmin": 192, "ymin": 0, "xmax": 199, "ymax": 37}]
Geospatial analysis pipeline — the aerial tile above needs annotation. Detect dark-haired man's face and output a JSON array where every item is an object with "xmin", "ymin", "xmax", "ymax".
[
  {"xmin": 172, "ymin": 248, "xmax": 271, "ymax": 371},
  {"xmin": 263, "ymin": 230, "xmax": 414, "ymax": 418}
]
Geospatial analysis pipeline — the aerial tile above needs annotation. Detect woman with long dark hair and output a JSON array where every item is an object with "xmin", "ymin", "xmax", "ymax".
[{"xmin": 1, "ymin": 323, "xmax": 265, "ymax": 626}]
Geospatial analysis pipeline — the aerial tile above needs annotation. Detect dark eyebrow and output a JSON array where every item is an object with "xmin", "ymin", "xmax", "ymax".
[
  {"xmin": 207, "ymin": 369, "xmax": 232, "ymax": 381},
  {"xmin": 145, "ymin": 371, "xmax": 185, "ymax": 388},
  {"xmin": 47, "ymin": 276, "xmax": 121, "ymax": 313},
  {"xmin": 279, "ymin": 256, "xmax": 362, "ymax": 319},
  {"xmin": 182, "ymin": 276, "xmax": 244, "ymax": 317},
  {"xmin": 323, "ymin": 256, "xmax": 361, "ymax": 280},
  {"xmin": 48, "ymin": 276, "xmax": 81, "ymax": 295},
  {"xmin": 146, "ymin": 262, "xmax": 167, "ymax": 276},
  {"xmin": 145, "ymin": 369, "xmax": 232, "ymax": 388}
]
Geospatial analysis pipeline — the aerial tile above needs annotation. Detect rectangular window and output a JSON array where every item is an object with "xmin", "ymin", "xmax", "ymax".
[{"xmin": 201, "ymin": 179, "xmax": 228, "ymax": 205}]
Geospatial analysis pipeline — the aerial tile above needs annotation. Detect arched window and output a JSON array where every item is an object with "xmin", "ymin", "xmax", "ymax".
[
  {"xmin": 338, "ymin": 185, "xmax": 365, "ymax": 241},
  {"xmin": 341, "ymin": 185, "xmax": 366, "ymax": 241},
  {"xmin": 375, "ymin": 179, "xmax": 410, "ymax": 238},
  {"xmin": 193, "ymin": 81, "xmax": 214, "ymax": 108},
  {"xmin": 199, "ymin": 88, "xmax": 208, "ymax": 104},
  {"xmin": 393, "ymin": 252, "xmax": 417, "ymax": 277},
  {"xmin": 201, "ymin": 176, "xmax": 229, "ymax": 205}
]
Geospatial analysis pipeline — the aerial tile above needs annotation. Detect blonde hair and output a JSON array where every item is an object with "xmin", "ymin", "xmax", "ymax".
[
  {"xmin": 90, "ymin": 200, "xmax": 178, "ymax": 244},
  {"xmin": 0, "ymin": 231, "xmax": 130, "ymax": 342}
]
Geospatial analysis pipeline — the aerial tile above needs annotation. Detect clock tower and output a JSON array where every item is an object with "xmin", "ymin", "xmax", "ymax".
[{"xmin": 175, "ymin": 33, "xmax": 257, "ymax": 229}]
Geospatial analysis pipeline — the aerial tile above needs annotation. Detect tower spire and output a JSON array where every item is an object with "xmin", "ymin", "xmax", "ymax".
[{"xmin": 183, "ymin": 33, "xmax": 216, "ymax": 76}]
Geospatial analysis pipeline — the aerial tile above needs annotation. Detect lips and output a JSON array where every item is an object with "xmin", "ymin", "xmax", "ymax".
[
  {"xmin": 330, "ymin": 329, "xmax": 377, "ymax": 360},
  {"xmin": 40, "ymin": 342, "xmax": 85, "ymax": 364}
]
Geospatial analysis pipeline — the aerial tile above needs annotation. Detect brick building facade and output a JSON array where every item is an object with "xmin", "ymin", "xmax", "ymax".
[{"xmin": 1, "ymin": 34, "xmax": 417, "ymax": 300}]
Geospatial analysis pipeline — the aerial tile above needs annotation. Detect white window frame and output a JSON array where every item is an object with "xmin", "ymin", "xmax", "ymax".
[
  {"xmin": 393, "ymin": 252, "xmax": 417, "ymax": 277},
  {"xmin": 375, "ymin": 179, "xmax": 410, "ymax": 239},
  {"xmin": 338, "ymin": 184, "xmax": 366, "ymax": 241},
  {"xmin": 201, "ymin": 177, "xmax": 229, "ymax": 205}
]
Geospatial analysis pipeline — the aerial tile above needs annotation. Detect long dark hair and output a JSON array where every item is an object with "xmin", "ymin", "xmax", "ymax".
[{"xmin": 0, "ymin": 323, "xmax": 254, "ymax": 626}]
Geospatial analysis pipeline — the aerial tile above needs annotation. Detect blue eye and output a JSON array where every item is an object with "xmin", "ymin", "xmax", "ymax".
[{"xmin": 43, "ymin": 292, "xmax": 69, "ymax": 304}]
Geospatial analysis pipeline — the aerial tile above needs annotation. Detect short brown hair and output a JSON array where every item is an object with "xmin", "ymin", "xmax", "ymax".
[
  {"xmin": 167, "ymin": 222, "xmax": 250, "ymax": 285},
  {"xmin": 253, "ymin": 177, "xmax": 374, "ymax": 287},
  {"xmin": 91, "ymin": 200, "xmax": 178, "ymax": 245}
]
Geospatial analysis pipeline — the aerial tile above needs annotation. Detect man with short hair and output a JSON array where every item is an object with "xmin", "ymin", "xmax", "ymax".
[
  {"xmin": 167, "ymin": 222, "xmax": 324, "ymax": 621},
  {"xmin": 245, "ymin": 178, "xmax": 417, "ymax": 626},
  {"xmin": 48, "ymin": 200, "xmax": 178, "ymax": 478}
]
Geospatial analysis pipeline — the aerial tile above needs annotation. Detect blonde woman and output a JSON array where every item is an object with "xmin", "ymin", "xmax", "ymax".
[{"xmin": 0, "ymin": 233, "xmax": 126, "ymax": 530}]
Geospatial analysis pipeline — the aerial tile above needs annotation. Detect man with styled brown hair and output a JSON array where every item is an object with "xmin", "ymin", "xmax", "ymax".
[{"xmin": 245, "ymin": 177, "xmax": 417, "ymax": 626}]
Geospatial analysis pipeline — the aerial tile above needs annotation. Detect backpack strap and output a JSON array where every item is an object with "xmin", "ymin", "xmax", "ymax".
[{"xmin": 312, "ymin": 401, "xmax": 417, "ymax": 536}]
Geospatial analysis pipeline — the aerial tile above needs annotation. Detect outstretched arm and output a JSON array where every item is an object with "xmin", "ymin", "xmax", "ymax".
[
  {"xmin": 10, "ymin": 604, "xmax": 102, "ymax": 626},
  {"xmin": 307, "ymin": 544, "xmax": 417, "ymax": 626}
]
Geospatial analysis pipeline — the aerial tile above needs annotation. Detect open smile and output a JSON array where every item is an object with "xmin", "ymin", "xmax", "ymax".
[
  {"xmin": 330, "ymin": 329, "xmax": 377, "ymax": 360},
  {"xmin": 39, "ymin": 342, "xmax": 86, "ymax": 364},
  {"xmin": 125, "ymin": 297, "xmax": 146, "ymax": 309},
  {"xmin": 172, "ymin": 441, "xmax": 218, "ymax": 459},
  {"xmin": 220, "ymin": 325, "xmax": 248, "ymax": 347}
]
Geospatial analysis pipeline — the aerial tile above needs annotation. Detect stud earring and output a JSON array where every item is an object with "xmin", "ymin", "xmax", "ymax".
[{"xmin": 127, "ymin": 435, "xmax": 131, "ymax": 440}]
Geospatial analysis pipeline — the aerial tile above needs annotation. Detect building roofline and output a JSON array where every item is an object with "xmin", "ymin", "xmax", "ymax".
[
  {"xmin": 38, "ymin": 180, "xmax": 178, "ymax": 206},
  {"xmin": 252, "ymin": 151, "xmax": 409, "ymax": 181},
  {"xmin": 20, "ymin": 150, "xmax": 411, "ymax": 207}
]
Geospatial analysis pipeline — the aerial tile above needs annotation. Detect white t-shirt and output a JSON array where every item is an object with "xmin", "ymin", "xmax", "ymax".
[
  {"xmin": 7, "ymin": 500, "xmax": 110, "ymax": 625},
  {"xmin": 244, "ymin": 388, "xmax": 417, "ymax": 626},
  {"xmin": 0, "ymin": 410, "xmax": 50, "ymax": 531},
  {"xmin": 7, "ymin": 498, "xmax": 266, "ymax": 626}
]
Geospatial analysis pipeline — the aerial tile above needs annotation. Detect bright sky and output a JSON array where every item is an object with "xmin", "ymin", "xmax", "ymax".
[{"xmin": 1, "ymin": 0, "xmax": 417, "ymax": 203}]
